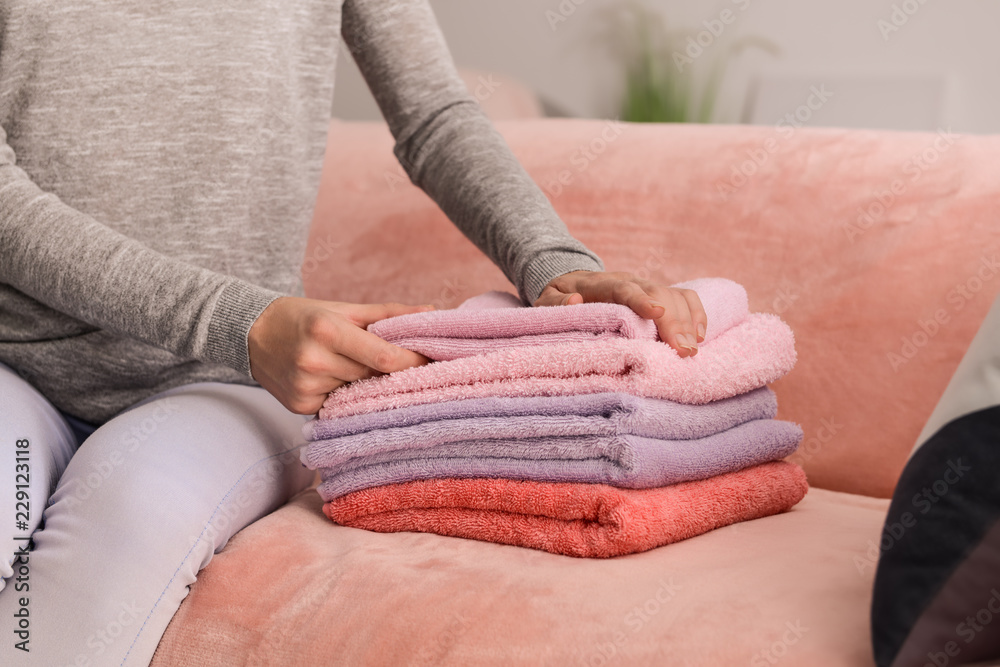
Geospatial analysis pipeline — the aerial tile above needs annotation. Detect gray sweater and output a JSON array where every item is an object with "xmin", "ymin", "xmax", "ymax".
[{"xmin": 0, "ymin": 0, "xmax": 604, "ymax": 423}]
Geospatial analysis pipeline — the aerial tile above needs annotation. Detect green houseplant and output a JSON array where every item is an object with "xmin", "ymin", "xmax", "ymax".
[{"xmin": 597, "ymin": 1, "xmax": 778, "ymax": 123}]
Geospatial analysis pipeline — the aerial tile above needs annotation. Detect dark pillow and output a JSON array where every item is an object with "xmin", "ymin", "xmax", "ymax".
[{"xmin": 872, "ymin": 295, "xmax": 1000, "ymax": 667}]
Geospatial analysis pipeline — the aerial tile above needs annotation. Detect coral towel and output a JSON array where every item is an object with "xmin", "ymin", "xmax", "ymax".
[
  {"xmin": 324, "ymin": 461, "xmax": 809, "ymax": 558},
  {"xmin": 366, "ymin": 277, "xmax": 749, "ymax": 360},
  {"xmin": 319, "ymin": 315, "xmax": 795, "ymax": 420}
]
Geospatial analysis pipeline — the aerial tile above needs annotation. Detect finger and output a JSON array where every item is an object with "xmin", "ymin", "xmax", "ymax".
[
  {"xmin": 325, "ymin": 353, "xmax": 382, "ymax": 384},
  {"xmin": 641, "ymin": 289, "xmax": 693, "ymax": 357},
  {"xmin": 275, "ymin": 372, "xmax": 347, "ymax": 416},
  {"xmin": 283, "ymin": 392, "xmax": 330, "ymax": 416},
  {"xmin": 680, "ymin": 289, "xmax": 708, "ymax": 342},
  {"xmin": 592, "ymin": 278, "xmax": 663, "ymax": 319},
  {"xmin": 600, "ymin": 280, "xmax": 695, "ymax": 357},
  {"xmin": 335, "ymin": 322, "xmax": 431, "ymax": 374},
  {"xmin": 533, "ymin": 285, "xmax": 569, "ymax": 307},
  {"xmin": 662, "ymin": 290, "xmax": 698, "ymax": 356},
  {"xmin": 534, "ymin": 287, "xmax": 586, "ymax": 307},
  {"xmin": 346, "ymin": 302, "xmax": 436, "ymax": 328}
]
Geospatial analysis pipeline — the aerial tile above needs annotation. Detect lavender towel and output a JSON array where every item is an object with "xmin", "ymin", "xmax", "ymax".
[
  {"xmin": 367, "ymin": 277, "xmax": 749, "ymax": 361},
  {"xmin": 302, "ymin": 387, "xmax": 778, "ymax": 469},
  {"xmin": 314, "ymin": 418, "xmax": 804, "ymax": 502}
]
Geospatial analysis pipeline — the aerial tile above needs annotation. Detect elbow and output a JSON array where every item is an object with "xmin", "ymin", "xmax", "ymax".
[{"xmin": 392, "ymin": 97, "xmax": 482, "ymax": 185}]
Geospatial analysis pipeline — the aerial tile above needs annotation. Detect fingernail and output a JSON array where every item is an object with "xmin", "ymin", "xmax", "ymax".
[
  {"xmin": 649, "ymin": 300, "xmax": 666, "ymax": 311},
  {"xmin": 684, "ymin": 334, "xmax": 698, "ymax": 348},
  {"xmin": 419, "ymin": 304, "xmax": 436, "ymax": 311},
  {"xmin": 696, "ymin": 323, "xmax": 706, "ymax": 341}
]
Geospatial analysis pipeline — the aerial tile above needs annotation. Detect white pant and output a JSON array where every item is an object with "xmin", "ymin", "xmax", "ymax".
[{"xmin": 0, "ymin": 362, "xmax": 315, "ymax": 666}]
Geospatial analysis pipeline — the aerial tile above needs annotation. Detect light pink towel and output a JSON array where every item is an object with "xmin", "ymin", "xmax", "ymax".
[
  {"xmin": 320, "ymin": 314, "xmax": 795, "ymax": 420},
  {"xmin": 367, "ymin": 278, "xmax": 748, "ymax": 360}
]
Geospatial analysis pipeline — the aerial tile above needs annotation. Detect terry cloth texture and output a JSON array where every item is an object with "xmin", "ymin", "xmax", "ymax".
[
  {"xmin": 319, "ymin": 315, "xmax": 796, "ymax": 419},
  {"xmin": 312, "ymin": 418, "xmax": 804, "ymax": 501},
  {"xmin": 323, "ymin": 461, "xmax": 810, "ymax": 558},
  {"xmin": 304, "ymin": 387, "xmax": 778, "ymax": 456},
  {"xmin": 367, "ymin": 277, "xmax": 748, "ymax": 360}
]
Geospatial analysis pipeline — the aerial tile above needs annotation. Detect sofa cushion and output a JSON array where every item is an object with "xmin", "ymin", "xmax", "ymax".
[
  {"xmin": 303, "ymin": 119, "xmax": 1000, "ymax": 498},
  {"xmin": 150, "ymin": 486, "xmax": 888, "ymax": 666}
]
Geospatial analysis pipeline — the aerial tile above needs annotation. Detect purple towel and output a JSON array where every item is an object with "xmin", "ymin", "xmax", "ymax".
[
  {"xmin": 312, "ymin": 418, "xmax": 803, "ymax": 502},
  {"xmin": 302, "ymin": 388, "xmax": 778, "ymax": 469}
]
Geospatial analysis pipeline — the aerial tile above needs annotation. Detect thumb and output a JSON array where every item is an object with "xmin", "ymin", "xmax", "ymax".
[
  {"xmin": 533, "ymin": 286, "xmax": 584, "ymax": 307},
  {"xmin": 346, "ymin": 302, "xmax": 436, "ymax": 328}
]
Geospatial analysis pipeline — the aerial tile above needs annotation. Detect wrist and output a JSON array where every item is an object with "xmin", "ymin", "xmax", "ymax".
[
  {"xmin": 205, "ymin": 280, "xmax": 285, "ymax": 377},
  {"xmin": 521, "ymin": 252, "xmax": 604, "ymax": 305}
]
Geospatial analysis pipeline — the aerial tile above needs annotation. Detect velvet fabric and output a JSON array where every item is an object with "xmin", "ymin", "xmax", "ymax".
[
  {"xmin": 151, "ymin": 485, "xmax": 887, "ymax": 666},
  {"xmin": 149, "ymin": 120, "xmax": 1000, "ymax": 665}
]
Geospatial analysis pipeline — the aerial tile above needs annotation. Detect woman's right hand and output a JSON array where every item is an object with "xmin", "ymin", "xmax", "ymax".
[{"xmin": 247, "ymin": 297, "xmax": 434, "ymax": 414}]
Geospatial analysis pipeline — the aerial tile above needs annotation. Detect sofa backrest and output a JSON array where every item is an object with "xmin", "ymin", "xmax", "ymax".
[{"xmin": 304, "ymin": 118, "xmax": 1000, "ymax": 499}]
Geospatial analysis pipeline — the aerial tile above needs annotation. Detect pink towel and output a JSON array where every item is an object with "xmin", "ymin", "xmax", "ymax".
[
  {"xmin": 323, "ymin": 461, "xmax": 809, "ymax": 558},
  {"xmin": 319, "ymin": 314, "xmax": 795, "ymax": 419},
  {"xmin": 367, "ymin": 277, "xmax": 748, "ymax": 360}
]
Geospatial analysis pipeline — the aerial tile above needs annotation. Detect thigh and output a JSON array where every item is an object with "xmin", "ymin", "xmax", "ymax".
[
  {"xmin": 0, "ymin": 381, "xmax": 314, "ymax": 666},
  {"xmin": 0, "ymin": 361, "xmax": 78, "ymax": 593}
]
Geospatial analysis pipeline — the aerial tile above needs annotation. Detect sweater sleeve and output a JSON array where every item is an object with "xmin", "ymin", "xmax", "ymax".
[
  {"xmin": 0, "ymin": 124, "xmax": 283, "ymax": 376},
  {"xmin": 341, "ymin": 0, "xmax": 605, "ymax": 305}
]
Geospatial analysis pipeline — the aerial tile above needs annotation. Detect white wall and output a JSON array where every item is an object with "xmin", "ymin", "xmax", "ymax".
[{"xmin": 332, "ymin": 0, "xmax": 1000, "ymax": 134}]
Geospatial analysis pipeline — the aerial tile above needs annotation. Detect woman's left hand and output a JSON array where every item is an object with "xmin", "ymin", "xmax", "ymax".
[{"xmin": 534, "ymin": 271, "xmax": 707, "ymax": 358}]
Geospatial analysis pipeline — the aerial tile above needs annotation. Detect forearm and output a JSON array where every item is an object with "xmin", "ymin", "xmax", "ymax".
[
  {"xmin": 394, "ymin": 100, "xmax": 604, "ymax": 304},
  {"xmin": 0, "ymin": 135, "xmax": 282, "ymax": 375},
  {"xmin": 343, "ymin": 0, "xmax": 603, "ymax": 304}
]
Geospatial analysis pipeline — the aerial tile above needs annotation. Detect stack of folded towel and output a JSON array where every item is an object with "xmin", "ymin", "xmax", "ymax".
[{"xmin": 302, "ymin": 278, "xmax": 809, "ymax": 558}]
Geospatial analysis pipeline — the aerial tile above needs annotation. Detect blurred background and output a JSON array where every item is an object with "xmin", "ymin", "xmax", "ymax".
[{"xmin": 332, "ymin": 0, "xmax": 1000, "ymax": 134}]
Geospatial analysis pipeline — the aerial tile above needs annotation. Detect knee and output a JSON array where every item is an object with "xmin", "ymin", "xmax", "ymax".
[{"xmin": 46, "ymin": 389, "xmax": 313, "ymax": 552}]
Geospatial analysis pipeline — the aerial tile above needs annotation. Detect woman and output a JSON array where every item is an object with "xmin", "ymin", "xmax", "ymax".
[{"xmin": 0, "ymin": 0, "xmax": 706, "ymax": 664}]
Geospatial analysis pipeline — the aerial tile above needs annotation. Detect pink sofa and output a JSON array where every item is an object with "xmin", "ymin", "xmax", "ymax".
[{"xmin": 149, "ymin": 119, "xmax": 1000, "ymax": 666}]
